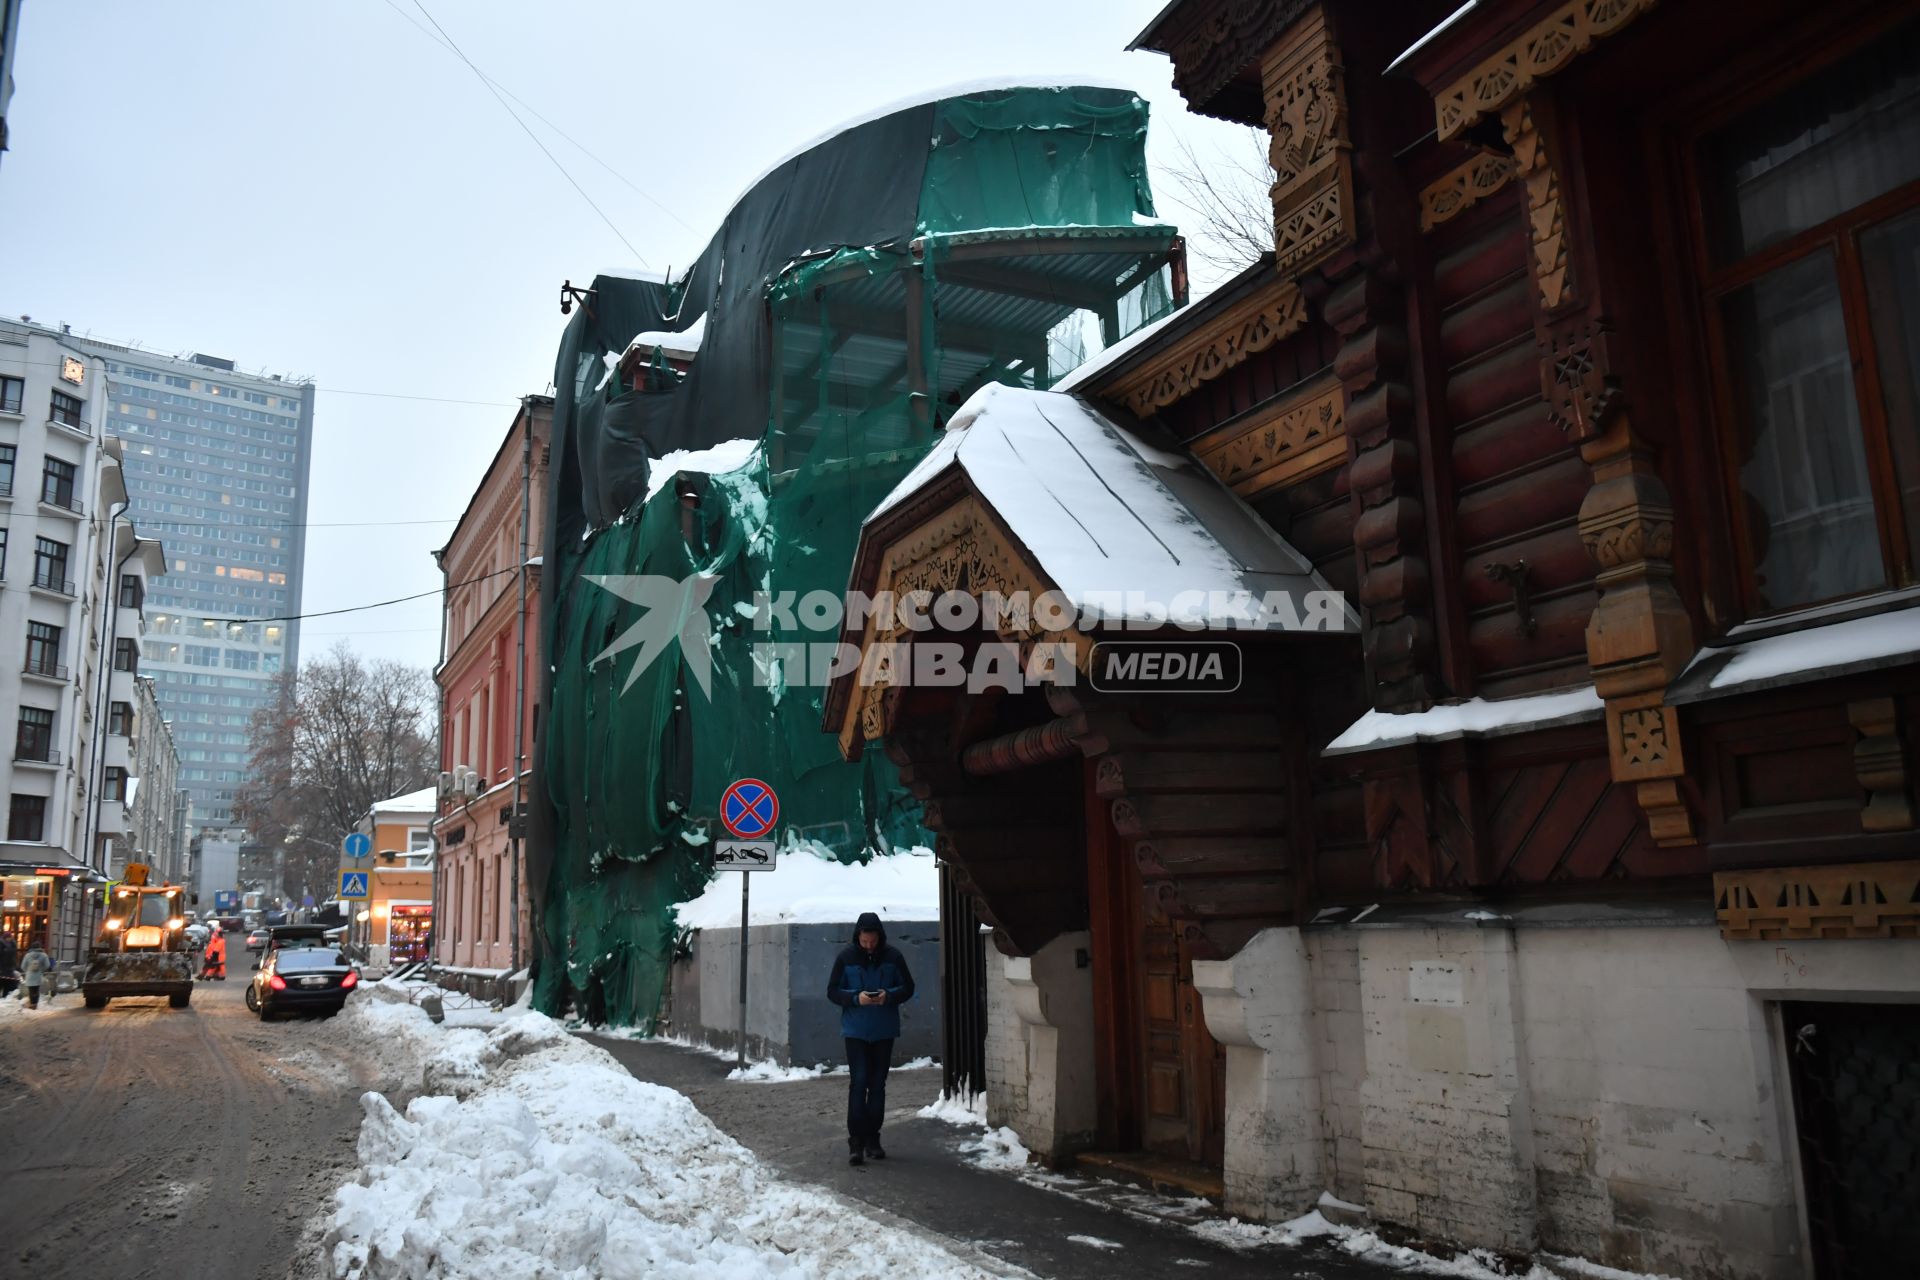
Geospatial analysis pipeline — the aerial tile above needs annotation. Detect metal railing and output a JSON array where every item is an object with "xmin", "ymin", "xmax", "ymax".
[
  {"xmin": 12, "ymin": 744, "xmax": 61, "ymax": 766},
  {"xmin": 31, "ymin": 570, "xmax": 76, "ymax": 596},
  {"xmin": 39, "ymin": 487, "xmax": 82, "ymax": 513},
  {"xmin": 22, "ymin": 658, "xmax": 69, "ymax": 680},
  {"xmin": 0, "ymin": 479, "xmax": 12, "ymax": 497},
  {"xmin": 46, "ymin": 414, "xmax": 91, "ymax": 437}
]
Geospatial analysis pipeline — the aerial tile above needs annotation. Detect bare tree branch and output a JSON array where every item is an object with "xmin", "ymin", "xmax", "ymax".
[
  {"xmin": 235, "ymin": 642, "xmax": 438, "ymax": 902},
  {"xmin": 1155, "ymin": 127, "xmax": 1275, "ymax": 283}
]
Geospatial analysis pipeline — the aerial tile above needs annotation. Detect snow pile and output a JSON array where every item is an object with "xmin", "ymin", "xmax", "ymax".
[
  {"xmin": 332, "ymin": 997, "xmax": 488, "ymax": 1093},
  {"xmin": 726, "ymin": 1058, "xmax": 845, "ymax": 1082},
  {"xmin": 960, "ymin": 1125, "xmax": 1031, "ymax": 1171},
  {"xmin": 328, "ymin": 1009, "xmax": 998, "ymax": 1280},
  {"xmin": 917, "ymin": 1091, "xmax": 989, "ymax": 1128},
  {"xmin": 675, "ymin": 844, "xmax": 940, "ymax": 931},
  {"xmin": 1190, "ymin": 1205, "xmax": 1681, "ymax": 1280}
]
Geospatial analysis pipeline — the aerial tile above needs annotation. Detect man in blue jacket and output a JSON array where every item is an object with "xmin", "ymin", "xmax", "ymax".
[{"xmin": 826, "ymin": 911, "xmax": 915, "ymax": 1165}]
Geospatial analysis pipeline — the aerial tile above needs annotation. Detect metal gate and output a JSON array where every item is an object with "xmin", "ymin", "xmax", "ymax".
[
  {"xmin": 1783, "ymin": 1001, "xmax": 1920, "ymax": 1279},
  {"xmin": 939, "ymin": 863, "xmax": 987, "ymax": 1099}
]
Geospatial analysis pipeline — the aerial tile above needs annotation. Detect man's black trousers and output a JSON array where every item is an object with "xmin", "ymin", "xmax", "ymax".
[{"xmin": 845, "ymin": 1036, "xmax": 894, "ymax": 1146}]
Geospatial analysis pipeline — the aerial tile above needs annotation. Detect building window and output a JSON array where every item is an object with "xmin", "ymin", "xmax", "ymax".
[
  {"xmin": 25, "ymin": 622, "xmax": 62, "ymax": 677},
  {"xmin": 113, "ymin": 638, "xmax": 139, "ymax": 674},
  {"xmin": 408, "ymin": 830, "xmax": 433, "ymax": 853},
  {"xmin": 118, "ymin": 573, "xmax": 143, "ymax": 609},
  {"xmin": 0, "ymin": 443, "xmax": 14, "ymax": 497},
  {"xmin": 49, "ymin": 390, "xmax": 84, "ymax": 429},
  {"xmin": 41, "ymin": 457, "xmax": 77, "ymax": 510},
  {"xmin": 1697, "ymin": 28, "xmax": 1920, "ymax": 616},
  {"xmin": 109, "ymin": 701, "xmax": 133, "ymax": 736},
  {"xmin": 32, "ymin": 537, "xmax": 71, "ymax": 593},
  {"xmin": 0, "ymin": 376, "xmax": 20, "ymax": 413},
  {"xmin": 15, "ymin": 707, "xmax": 54, "ymax": 762},
  {"xmin": 8, "ymin": 794, "xmax": 47, "ymax": 842},
  {"xmin": 104, "ymin": 767, "xmax": 128, "ymax": 803}
]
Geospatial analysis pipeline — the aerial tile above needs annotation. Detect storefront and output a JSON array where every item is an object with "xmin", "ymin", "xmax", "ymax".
[
  {"xmin": 2, "ymin": 873, "xmax": 56, "ymax": 951},
  {"xmin": 384, "ymin": 902, "xmax": 432, "ymax": 965},
  {"xmin": 1, "ymin": 865, "xmax": 94, "ymax": 960}
]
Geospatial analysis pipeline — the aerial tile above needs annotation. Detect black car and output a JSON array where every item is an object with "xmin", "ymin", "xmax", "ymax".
[
  {"xmin": 245, "ymin": 947, "xmax": 360, "ymax": 1019},
  {"xmin": 266, "ymin": 924, "xmax": 331, "ymax": 952}
]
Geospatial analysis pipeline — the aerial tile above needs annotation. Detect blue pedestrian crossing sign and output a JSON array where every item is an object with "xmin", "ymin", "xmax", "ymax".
[
  {"xmin": 342, "ymin": 831, "xmax": 372, "ymax": 859},
  {"xmin": 339, "ymin": 870, "xmax": 370, "ymax": 899}
]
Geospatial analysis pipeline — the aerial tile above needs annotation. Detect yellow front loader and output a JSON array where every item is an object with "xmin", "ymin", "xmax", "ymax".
[{"xmin": 81, "ymin": 863, "xmax": 194, "ymax": 1010}]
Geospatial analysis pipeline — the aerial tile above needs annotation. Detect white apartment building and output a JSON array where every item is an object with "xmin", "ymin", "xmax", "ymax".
[{"xmin": 0, "ymin": 319, "xmax": 174, "ymax": 961}]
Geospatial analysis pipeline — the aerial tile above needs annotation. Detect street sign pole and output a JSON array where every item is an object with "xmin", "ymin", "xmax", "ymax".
[
  {"xmin": 738, "ymin": 871, "xmax": 749, "ymax": 1070},
  {"xmin": 717, "ymin": 778, "xmax": 780, "ymax": 1072}
]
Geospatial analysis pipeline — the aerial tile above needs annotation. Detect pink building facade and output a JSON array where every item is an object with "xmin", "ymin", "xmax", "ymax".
[{"xmin": 432, "ymin": 395, "xmax": 549, "ymax": 978}]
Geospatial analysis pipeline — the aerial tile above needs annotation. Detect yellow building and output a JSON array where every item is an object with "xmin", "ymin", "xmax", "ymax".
[{"xmin": 350, "ymin": 786, "xmax": 436, "ymax": 969}]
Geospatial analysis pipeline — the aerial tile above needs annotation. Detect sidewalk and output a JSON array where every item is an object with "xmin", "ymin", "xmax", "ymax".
[{"xmin": 590, "ymin": 1036, "xmax": 1405, "ymax": 1280}]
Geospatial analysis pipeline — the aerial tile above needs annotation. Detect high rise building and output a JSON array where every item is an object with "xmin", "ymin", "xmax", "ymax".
[{"xmin": 56, "ymin": 332, "xmax": 316, "ymax": 836}]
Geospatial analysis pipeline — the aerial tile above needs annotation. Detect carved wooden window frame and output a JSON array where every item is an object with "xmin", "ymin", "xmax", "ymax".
[{"xmin": 1667, "ymin": 14, "xmax": 1920, "ymax": 628}]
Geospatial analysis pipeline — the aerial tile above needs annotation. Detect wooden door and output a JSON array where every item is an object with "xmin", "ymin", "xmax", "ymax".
[
  {"xmin": 1086, "ymin": 760, "xmax": 1226, "ymax": 1167},
  {"xmin": 1135, "ymin": 893, "xmax": 1226, "ymax": 1165}
]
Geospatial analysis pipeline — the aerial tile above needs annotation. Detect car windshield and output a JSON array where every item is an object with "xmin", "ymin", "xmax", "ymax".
[{"xmin": 274, "ymin": 950, "xmax": 347, "ymax": 973}]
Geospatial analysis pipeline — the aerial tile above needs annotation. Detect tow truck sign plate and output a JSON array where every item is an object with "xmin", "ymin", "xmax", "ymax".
[{"xmin": 713, "ymin": 840, "xmax": 777, "ymax": 872}]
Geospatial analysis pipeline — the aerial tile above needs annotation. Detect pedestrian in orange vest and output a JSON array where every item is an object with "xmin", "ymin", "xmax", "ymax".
[{"xmin": 202, "ymin": 928, "xmax": 227, "ymax": 981}]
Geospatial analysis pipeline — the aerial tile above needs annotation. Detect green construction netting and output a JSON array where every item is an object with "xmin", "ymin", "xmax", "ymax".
[{"xmin": 535, "ymin": 84, "xmax": 1178, "ymax": 1027}]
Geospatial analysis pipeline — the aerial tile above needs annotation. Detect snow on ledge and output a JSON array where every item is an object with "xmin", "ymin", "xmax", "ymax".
[
  {"xmin": 1324, "ymin": 685, "xmax": 1603, "ymax": 754},
  {"xmin": 1694, "ymin": 606, "xmax": 1920, "ymax": 693}
]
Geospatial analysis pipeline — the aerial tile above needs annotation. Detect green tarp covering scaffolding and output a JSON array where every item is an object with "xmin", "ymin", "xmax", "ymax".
[{"xmin": 532, "ymin": 83, "xmax": 1184, "ymax": 1026}]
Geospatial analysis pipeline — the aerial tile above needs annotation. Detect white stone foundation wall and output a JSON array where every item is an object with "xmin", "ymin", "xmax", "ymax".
[
  {"xmin": 982, "ymin": 931, "xmax": 1095, "ymax": 1160},
  {"xmin": 1187, "ymin": 920, "xmax": 1920, "ymax": 1280}
]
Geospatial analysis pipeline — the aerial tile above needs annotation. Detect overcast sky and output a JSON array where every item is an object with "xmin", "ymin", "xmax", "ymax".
[{"xmin": 0, "ymin": 0, "xmax": 1246, "ymax": 669}]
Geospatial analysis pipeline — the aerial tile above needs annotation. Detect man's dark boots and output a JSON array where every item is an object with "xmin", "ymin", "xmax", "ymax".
[
  {"xmin": 848, "ymin": 1138, "xmax": 865, "ymax": 1166},
  {"xmin": 865, "ymin": 1141, "xmax": 886, "ymax": 1161}
]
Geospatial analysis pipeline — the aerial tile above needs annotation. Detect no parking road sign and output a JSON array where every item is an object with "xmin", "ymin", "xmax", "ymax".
[{"xmin": 719, "ymin": 778, "xmax": 779, "ymax": 840}]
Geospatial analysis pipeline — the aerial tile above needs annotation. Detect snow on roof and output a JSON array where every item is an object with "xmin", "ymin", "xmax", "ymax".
[
  {"xmin": 1050, "ymin": 302, "xmax": 1188, "ymax": 395},
  {"xmin": 674, "ymin": 844, "xmax": 939, "ymax": 931},
  {"xmin": 621, "ymin": 312, "xmax": 708, "ymax": 359},
  {"xmin": 1386, "ymin": 0, "xmax": 1480, "ymax": 75},
  {"xmin": 1678, "ymin": 606, "xmax": 1920, "ymax": 698},
  {"xmin": 866, "ymin": 383, "xmax": 1356, "ymax": 630},
  {"xmin": 1323, "ymin": 685, "xmax": 1603, "ymax": 754},
  {"xmin": 371, "ymin": 786, "xmax": 438, "ymax": 815},
  {"xmin": 642, "ymin": 437, "xmax": 760, "ymax": 505}
]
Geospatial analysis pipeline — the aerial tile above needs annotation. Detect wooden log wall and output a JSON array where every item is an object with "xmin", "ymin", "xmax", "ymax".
[{"xmin": 1430, "ymin": 190, "xmax": 1597, "ymax": 697}]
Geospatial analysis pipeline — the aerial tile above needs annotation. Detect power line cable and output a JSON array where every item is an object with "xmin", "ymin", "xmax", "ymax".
[
  {"xmin": 225, "ymin": 567, "xmax": 517, "ymax": 626},
  {"xmin": 131, "ymin": 516, "xmax": 457, "ymax": 530},
  {"xmin": 380, "ymin": 0, "xmax": 699, "ymax": 235},
  {"xmin": 405, "ymin": 0, "xmax": 650, "ymax": 266}
]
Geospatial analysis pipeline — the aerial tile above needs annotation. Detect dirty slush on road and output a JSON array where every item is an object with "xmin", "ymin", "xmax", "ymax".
[{"xmin": 0, "ymin": 979, "xmax": 409, "ymax": 1280}]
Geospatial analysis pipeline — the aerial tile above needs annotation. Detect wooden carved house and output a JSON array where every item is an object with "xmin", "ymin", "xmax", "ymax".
[{"xmin": 826, "ymin": 2, "xmax": 1920, "ymax": 1276}]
